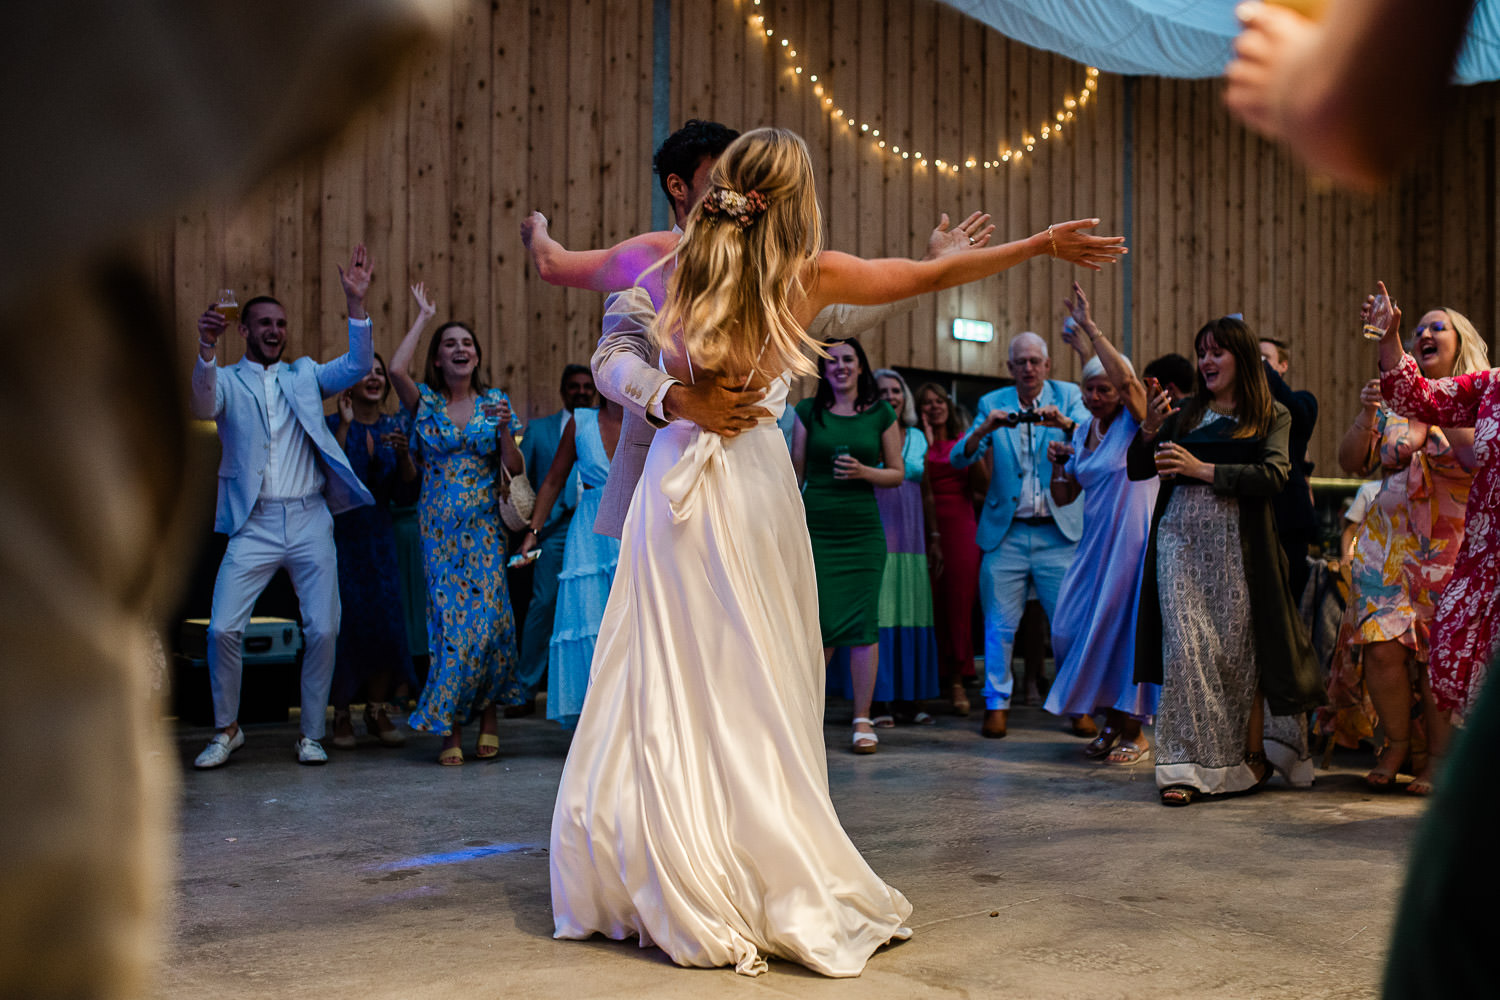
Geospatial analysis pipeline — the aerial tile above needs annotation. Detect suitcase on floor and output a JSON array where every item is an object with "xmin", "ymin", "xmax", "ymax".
[{"xmin": 173, "ymin": 617, "xmax": 303, "ymax": 724}]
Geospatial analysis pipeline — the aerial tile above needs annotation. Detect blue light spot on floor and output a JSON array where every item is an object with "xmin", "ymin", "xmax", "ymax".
[{"xmin": 373, "ymin": 843, "xmax": 539, "ymax": 870}]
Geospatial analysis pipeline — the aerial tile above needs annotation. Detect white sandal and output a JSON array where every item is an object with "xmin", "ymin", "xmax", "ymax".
[{"xmin": 851, "ymin": 717, "xmax": 879, "ymax": 754}]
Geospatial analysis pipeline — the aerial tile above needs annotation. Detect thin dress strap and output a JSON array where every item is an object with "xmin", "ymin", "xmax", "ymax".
[{"xmin": 676, "ymin": 330, "xmax": 772, "ymax": 389}]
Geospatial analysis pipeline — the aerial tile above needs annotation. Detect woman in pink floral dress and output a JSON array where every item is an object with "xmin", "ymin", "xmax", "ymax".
[
  {"xmin": 1326, "ymin": 297, "xmax": 1485, "ymax": 793},
  {"xmin": 1375, "ymin": 283, "xmax": 1500, "ymax": 761}
]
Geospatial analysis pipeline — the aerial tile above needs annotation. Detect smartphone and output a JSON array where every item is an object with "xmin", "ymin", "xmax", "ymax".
[{"xmin": 507, "ymin": 550, "xmax": 540, "ymax": 569}]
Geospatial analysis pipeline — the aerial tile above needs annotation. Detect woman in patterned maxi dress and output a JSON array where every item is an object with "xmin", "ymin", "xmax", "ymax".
[
  {"xmin": 1376, "ymin": 284, "xmax": 1500, "ymax": 733},
  {"xmin": 388, "ymin": 284, "xmax": 527, "ymax": 763},
  {"xmin": 1128, "ymin": 317, "xmax": 1322, "ymax": 805},
  {"xmin": 1326, "ymin": 299, "xmax": 1484, "ymax": 792}
]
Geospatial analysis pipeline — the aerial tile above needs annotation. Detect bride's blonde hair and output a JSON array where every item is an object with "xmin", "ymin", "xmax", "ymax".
[{"xmin": 650, "ymin": 127, "xmax": 824, "ymax": 379}]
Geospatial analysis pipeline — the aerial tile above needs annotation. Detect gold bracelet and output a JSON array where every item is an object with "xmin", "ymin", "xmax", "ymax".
[{"xmin": 1047, "ymin": 224, "xmax": 1058, "ymax": 258}]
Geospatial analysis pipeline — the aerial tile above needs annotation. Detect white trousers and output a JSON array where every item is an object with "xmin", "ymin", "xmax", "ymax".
[
  {"xmin": 978, "ymin": 520, "xmax": 1076, "ymax": 710},
  {"xmin": 208, "ymin": 496, "xmax": 340, "ymax": 738}
]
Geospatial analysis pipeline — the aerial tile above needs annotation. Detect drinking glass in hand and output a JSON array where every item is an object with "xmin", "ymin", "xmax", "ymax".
[
  {"xmin": 1363, "ymin": 292, "xmax": 1393, "ymax": 341},
  {"xmin": 214, "ymin": 289, "xmax": 239, "ymax": 329}
]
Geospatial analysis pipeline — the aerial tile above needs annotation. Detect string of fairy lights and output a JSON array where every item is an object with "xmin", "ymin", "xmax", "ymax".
[{"xmin": 747, "ymin": 0, "xmax": 1100, "ymax": 176}]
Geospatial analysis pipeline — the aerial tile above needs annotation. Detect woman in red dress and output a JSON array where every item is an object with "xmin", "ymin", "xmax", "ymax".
[{"xmin": 917, "ymin": 383, "xmax": 988, "ymax": 715}]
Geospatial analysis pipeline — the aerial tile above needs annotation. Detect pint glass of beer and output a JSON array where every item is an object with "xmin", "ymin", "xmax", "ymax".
[{"xmin": 215, "ymin": 289, "xmax": 239, "ymax": 329}]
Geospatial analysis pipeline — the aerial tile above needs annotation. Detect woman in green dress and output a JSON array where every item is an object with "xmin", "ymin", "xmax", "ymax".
[{"xmin": 791, "ymin": 337, "xmax": 905, "ymax": 753}]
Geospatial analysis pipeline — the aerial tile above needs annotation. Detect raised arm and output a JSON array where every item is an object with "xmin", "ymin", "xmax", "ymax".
[
  {"xmin": 522, "ymin": 212, "xmax": 679, "ymax": 293},
  {"xmin": 518, "ymin": 417, "xmax": 578, "ymax": 556},
  {"xmin": 1061, "ymin": 281, "xmax": 1147, "ymax": 420},
  {"xmin": 1373, "ymin": 281, "xmax": 1489, "ymax": 427},
  {"xmin": 190, "ymin": 304, "xmax": 227, "ymax": 420},
  {"xmin": 808, "ymin": 211, "xmax": 996, "ymax": 336},
  {"xmin": 390, "ymin": 282, "xmax": 438, "ymax": 415},
  {"xmin": 804, "ymin": 219, "xmax": 1126, "ymax": 315},
  {"xmin": 316, "ymin": 244, "xmax": 376, "ymax": 396}
]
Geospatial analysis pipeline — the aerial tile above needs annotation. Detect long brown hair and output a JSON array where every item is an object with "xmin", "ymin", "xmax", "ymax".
[
  {"xmin": 916, "ymin": 382, "xmax": 966, "ymax": 440},
  {"xmin": 650, "ymin": 127, "xmax": 825, "ymax": 380},
  {"xmin": 423, "ymin": 321, "xmax": 489, "ymax": 397},
  {"xmin": 1177, "ymin": 316, "xmax": 1273, "ymax": 439}
]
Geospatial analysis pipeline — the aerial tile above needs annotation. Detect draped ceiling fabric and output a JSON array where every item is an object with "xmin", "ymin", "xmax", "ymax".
[{"xmin": 937, "ymin": 0, "xmax": 1500, "ymax": 84}]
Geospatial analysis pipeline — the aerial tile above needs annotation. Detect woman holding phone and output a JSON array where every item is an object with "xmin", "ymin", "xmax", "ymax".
[{"xmin": 389, "ymin": 283, "xmax": 527, "ymax": 764}]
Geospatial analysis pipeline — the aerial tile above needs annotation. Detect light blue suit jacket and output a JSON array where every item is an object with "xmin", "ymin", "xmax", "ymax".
[
  {"xmin": 520, "ymin": 407, "xmax": 578, "ymax": 536},
  {"xmin": 950, "ymin": 379, "xmax": 1090, "ymax": 550},
  {"xmin": 191, "ymin": 318, "xmax": 376, "ymax": 535}
]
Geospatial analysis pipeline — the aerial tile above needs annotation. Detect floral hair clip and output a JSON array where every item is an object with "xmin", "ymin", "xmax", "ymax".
[{"xmin": 699, "ymin": 188, "xmax": 769, "ymax": 230}]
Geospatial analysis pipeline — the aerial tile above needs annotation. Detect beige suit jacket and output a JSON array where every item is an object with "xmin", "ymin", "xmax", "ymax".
[{"xmin": 590, "ymin": 288, "xmax": 916, "ymax": 538}]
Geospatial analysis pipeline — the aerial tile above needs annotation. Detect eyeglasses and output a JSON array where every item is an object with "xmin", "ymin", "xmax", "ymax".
[
  {"xmin": 1009, "ymin": 358, "xmax": 1046, "ymax": 368},
  {"xmin": 1413, "ymin": 320, "xmax": 1448, "ymax": 335}
]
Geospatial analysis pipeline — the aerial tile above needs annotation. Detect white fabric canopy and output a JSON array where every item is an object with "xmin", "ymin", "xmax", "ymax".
[{"xmin": 938, "ymin": 1, "xmax": 1500, "ymax": 84}]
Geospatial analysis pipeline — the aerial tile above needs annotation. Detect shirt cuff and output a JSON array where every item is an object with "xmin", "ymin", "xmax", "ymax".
[
  {"xmin": 647, "ymin": 378, "xmax": 679, "ymax": 423},
  {"xmin": 348, "ymin": 316, "xmax": 372, "ymax": 327}
]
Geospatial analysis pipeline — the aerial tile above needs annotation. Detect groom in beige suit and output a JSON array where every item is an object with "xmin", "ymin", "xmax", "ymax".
[{"xmin": 592, "ymin": 121, "xmax": 993, "ymax": 537}]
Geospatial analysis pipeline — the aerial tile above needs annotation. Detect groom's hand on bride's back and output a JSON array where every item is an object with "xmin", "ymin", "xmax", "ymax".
[{"xmin": 664, "ymin": 382, "xmax": 770, "ymax": 438}]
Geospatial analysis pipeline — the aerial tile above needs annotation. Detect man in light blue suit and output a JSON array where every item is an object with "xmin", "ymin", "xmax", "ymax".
[
  {"xmin": 189, "ymin": 245, "xmax": 377, "ymax": 768},
  {"xmin": 512, "ymin": 363, "xmax": 596, "ymax": 713},
  {"xmin": 950, "ymin": 331, "xmax": 1089, "ymax": 739}
]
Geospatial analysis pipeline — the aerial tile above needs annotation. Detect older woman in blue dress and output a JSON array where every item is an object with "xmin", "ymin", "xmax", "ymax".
[{"xmin": 1043, "ymin": 284, "xmax": 1160, "ymax": 763}]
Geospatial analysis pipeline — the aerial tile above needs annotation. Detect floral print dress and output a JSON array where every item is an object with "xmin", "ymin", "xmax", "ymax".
[
  {"xmin": 1383, "ymin": 354, "xmax": 1499, "ymax": 719},
  {"xmin": 1319, "ymin": 405, "xmax": 1471, "ymax": 746},
  {"xmin": 408, "ymin": 384, "xmax": 526, "ymax": 733}
]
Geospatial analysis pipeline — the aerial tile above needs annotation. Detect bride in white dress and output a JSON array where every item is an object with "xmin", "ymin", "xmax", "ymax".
[{"xmin": 549, "ymin": 127, "xmax": 1126, "ymax": 977}]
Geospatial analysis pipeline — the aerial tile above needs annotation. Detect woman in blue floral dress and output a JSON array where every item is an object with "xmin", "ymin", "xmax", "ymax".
[{"xmin": 390, "ymin": 283, "xmax": 526, "ymax": 764}]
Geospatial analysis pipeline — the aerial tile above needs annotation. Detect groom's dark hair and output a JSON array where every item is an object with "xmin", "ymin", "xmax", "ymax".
[{"xmin": 654, "ymin": 120, "xmax": 740, "ymax": 207}]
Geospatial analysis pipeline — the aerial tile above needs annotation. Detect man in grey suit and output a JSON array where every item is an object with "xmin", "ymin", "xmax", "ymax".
[
  {"xmin": 189, "ymin": 245, "xmax": 377, "ymax": 768},
  {"xmin": 512, "ymin": 363, "xmax": 596, "ymax": 714},
  {"xmin": 590, "ymin": 121, "xmax": 995, "ymax": 538}
]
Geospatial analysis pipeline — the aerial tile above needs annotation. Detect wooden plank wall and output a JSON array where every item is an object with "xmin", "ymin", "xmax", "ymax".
[{"xmin": 143, "ymin": 0, "xmax": 1500, "ymax": 473}]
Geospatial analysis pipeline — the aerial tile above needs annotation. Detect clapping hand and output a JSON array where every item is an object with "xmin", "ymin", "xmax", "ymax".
[
  {"xmin": 925, "ymin": 211, "xmax": 996, "ymax": 259},
  {"xmin": 1141, "ymin": 376, "xmax": 1177, "ymax": 434}
]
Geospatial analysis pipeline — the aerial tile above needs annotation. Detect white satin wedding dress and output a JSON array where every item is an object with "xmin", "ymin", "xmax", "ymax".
[{"xmin": 549, "ymin": 372, "xmax": 912, "ymax": 977}]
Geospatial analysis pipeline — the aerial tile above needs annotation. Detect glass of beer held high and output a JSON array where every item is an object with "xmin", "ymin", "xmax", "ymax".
[{"xmin": 214, "ymin": 289, "xmax": 239, "ymax": 329}]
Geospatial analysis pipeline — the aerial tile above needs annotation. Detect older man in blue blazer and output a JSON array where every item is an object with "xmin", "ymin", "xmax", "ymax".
[
  {"xmin": 951, "ymin": 331, "xmax": 1090, "ymax": 738},
  {"xmin": 189, "ymin": 245, "xmax": 377, "ymax": 768}
]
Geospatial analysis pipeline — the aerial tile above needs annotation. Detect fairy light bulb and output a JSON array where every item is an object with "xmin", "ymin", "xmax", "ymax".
[{"xmin": 744, "ymin": 13, "xmax": 1095, "ymax": 179}]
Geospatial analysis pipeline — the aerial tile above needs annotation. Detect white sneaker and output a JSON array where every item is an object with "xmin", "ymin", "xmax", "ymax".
[
  {"xmin": 193, "ymin": 729, "xmax": 245, "ymax": 769},
  {"xmin": 295, "ymin": 736, "xmax": 328, "ymax": 765}
]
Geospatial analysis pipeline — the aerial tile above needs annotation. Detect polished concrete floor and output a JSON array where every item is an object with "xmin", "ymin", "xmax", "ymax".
[{"xmin": 162, "ymin": 702, "xmax": 1417, "ymax": 999}]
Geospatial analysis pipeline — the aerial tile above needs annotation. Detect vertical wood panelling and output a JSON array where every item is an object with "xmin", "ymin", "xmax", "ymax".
[{"xmin": 149, "ymin": 0, "xmax": 1500, "ymax": 473}]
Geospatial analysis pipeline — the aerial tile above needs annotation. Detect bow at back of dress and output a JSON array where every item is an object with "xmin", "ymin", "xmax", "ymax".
[{"xmin": 659, "ymin": 333, "xmax": 788, "ymax": 523}]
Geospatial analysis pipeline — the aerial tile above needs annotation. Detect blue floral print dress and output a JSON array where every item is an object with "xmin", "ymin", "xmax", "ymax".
[{"xmin": 408, "ymin": 384, "xmax": 526, "ymax": 732}]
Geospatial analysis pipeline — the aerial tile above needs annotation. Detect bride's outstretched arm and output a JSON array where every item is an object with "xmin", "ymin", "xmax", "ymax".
[{"xmin": 805, "ymin": 220, "xmax": 1126, "ymax": 314}]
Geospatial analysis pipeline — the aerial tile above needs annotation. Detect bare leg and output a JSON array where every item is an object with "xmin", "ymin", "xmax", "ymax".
[
  {"xmin": 1363, "ymin": 639, "xmax": 1413, "ymax": 785},
  {"xmin": 1412, "ymin": 666, "xmax": 1451, "ymax": 795},
  {"xmin": 848, "ymin": 643, "xmax": 879, "ymax": 737}
]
